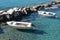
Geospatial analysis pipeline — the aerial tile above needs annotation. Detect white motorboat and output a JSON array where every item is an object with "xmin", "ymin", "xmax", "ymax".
[
  {"xmin": 38, "ymin": 11, "xmax": 56, "ymax": 17},
  {"xmin": 7, "ymin": 21, "xmax": 32, "ymax": 29}
]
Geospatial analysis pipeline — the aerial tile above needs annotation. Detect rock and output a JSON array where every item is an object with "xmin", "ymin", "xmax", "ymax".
[
  {"xmin": 23, "ymin": 8, "xmax": 31, "ymax": 15},
  {"xmin": 18, "ymin": 8, "xmax": 22, "ymax": 11},
  {"xmin": 0, "ymin": 10, "xmax": 5, "ymax": 15},
  {"xmin": 2, "ymin": 12, "xmax": 8, "ymax": 15},
  {"xmin": 31, "ymin": 5, "xmax": 39, "ymax": 9},
  {"xmin": 0, "ymin": 15, "xmax": 4, "ymax": 22},
  {"xmin": 0, "ymin": 14, "xmax": 11, "ymax": 23},
  {"xmin": 37, "ymin": 5, "xmax": 44, "ymax": 10},
  {"xmin": 7, "ymin": 9, "xmax": 14, "ymax": 14},
  {"xmin": 5, "ymin": 14, "xmax": 10, "ymax": 20},
  {"xmin": 30, "ymin": 8, "xmax": 37, "ymax": 12},
  {"xmin": 45, "ymin": 2, "xmax": 53, "ymax": 7},
  {"xmin": 18, "ymin": 7, "xmax": 29, "ymax": 15},
  {"xmin": 10, "ymin": 11, "xmax": 22, "ymax": 21},
  {"xmin": 51, "ymin": 1, "xmax": 57, "ymax": 5},
  {"xmin": 0, "ymin": 15, "xmax": 7, "ymax": 22},
  {"xmin": 45, "ymin": 4, "xmax": 52, "ymax": 7},
  {"xmin": 57, "ymin": 2, "xmax": 60, "ymax": 4},
  {"xmin": 13, "ymin": 7, "xmax": 19, "ymax": 11},
  {"xmin": 0, "ymin": 10, "xmax": 4, "ymax": 13}
]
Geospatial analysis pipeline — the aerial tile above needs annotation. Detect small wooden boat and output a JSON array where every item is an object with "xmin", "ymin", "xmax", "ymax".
[
  {"xmin": 38, "ymin": 11, "xmax": 56, "ymax": 17},
  {"xmin": 7, "ymin": 21, "xmax": 32, "ymax": 29}
]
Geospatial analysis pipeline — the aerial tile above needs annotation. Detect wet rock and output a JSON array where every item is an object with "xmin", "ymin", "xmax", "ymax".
[
  {"xmin": 45, "ymin": 4, "xmax": 52, "ymax": 7},
  {"xmin": 0, "ymin": 14, "xmax": 11, "ymax": 23},
  {"xmin": 31, "ymin": 5, "xmax": 39, "ymax": 9},
  {"xmin": 7, "ymin": 9, "xmax": 14, "ymax": 14},
  {"xmin": 22, "ymin": 8, "xmax": 28, "ymax": 14},
  {"xmin": 0, "ymin": 15, "xmax": 7, "ymax": 22},
  {"xmin": 10, "ymin": 11, "xmax": 22, "ymax": 21},
  {"xmin": 5, "ymin": 14, "xmax": 11, "ymax": 20},
  {"xmin": 51, "ymin": 1, "xmax": 57, "ymax": 5},
  {"xmin": 0, "ymin": 15, "xmax": 4, "ymax": 22},
  {"xmin": 38, "ymin": 6, "xmax": 44, "ymax": 10},
  {"xmin": 0, "ymin": 10, "xmax": 4, "ymax": 13},
  {"xmin": 13, "ymin": 7, "xmax": 19, "ymax": 11},
  {"xmin": 23, "ymin": 8, "xmax": 32, "ymax": 15},
  {"xmin": 2, "ymin": 12, "xmax": 8, "ymax": 15},
  {"xmin": 18, "ymin": 8, "xmax": 22, "ymax": 11},
  {"xmin": 31, "ymin": 5, "xmax": 45, "ymax": 10},
  {"xmin": 30, "ymin": 7, "xmax": 37, "ymax": 12}
]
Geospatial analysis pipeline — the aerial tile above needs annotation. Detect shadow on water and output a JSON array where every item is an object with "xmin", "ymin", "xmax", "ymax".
[
  {"xmin": 0, "ymin": 27, "xmax": 4, "ymax": 34},
  {"xmin": 53, "ymin": 17, "xmax": 60, "ymax": 20},
  {"xmin": 48, "ymin": 16, "xmax": 60, "ymax": 21},
  {"xmin": 17, "ymin": 29, "xmax": 47, "ymax": 35},
  {"xmin": 32, "ymin": 24, "xmax": 37, "ymax": 27},
  {"xmin": 44, "ymin": 7, "xmax": 60, "ymax": 20},
  {"xmin": 21, "ymin": 12, "xmax": 38, "ymax": 22}
]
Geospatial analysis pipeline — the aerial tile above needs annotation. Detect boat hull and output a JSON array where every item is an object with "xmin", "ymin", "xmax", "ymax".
[
  {"xmin": 11, "ymin": 26, "xmax": 32, "ymax": 29},
  {"xmin": 7, "ymin": 21, "xmax": 32, "ymax": 29}
]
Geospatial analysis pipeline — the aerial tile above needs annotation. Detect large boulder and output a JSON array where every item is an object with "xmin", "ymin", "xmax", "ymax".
[
  {"xmin": 13, "ymin": 7, "xmax": 19, "ymax": 11},
  {"xmin": 10, "ymin": 11, "xmax": 23, "ymax": 21},
  {"xmin": 0, "ymin": 10, "xmax": 4, "ymax": 13},
  {"xmin": 45, "ymin": 4, "xmax": 52, "ymax": 7},
  {"xmin": 5, "ymin": 14, "xmax": 11, "ymax": 20},
  {"xmin": 7, "ymin": 9, "xmax": 14, "ymax": 14},
  {"xmin": 0, "ymin": 15, "xmax": 9, "ymax": 22},
  {"xmin": 2, "ymin": 12, "xmax": 8, "ymax": 15}
]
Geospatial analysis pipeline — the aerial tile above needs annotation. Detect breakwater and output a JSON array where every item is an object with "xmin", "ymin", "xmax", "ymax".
[{"xmin": 0, "ymin": 1, "xmax": 60, "ymax": 23}]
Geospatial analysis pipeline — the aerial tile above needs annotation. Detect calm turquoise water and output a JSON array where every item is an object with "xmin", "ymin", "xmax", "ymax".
[{"xmin": 0, "ymin": 0, "xmax": 60, "ymax": 40}]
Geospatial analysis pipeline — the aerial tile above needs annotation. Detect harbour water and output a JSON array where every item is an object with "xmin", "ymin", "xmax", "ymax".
[{"xmin": 0, "ymin": 0, "xmax": 60, "ymax": 40}]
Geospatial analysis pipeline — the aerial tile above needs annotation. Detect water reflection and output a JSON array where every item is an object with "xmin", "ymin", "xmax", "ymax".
[
  {"xmin": 0, "ymin": 27, "xmax": 4, "ymax": 34},
  {"xmin": 17, "ymin": 29, "xmax": 47, "ymax": 35}
]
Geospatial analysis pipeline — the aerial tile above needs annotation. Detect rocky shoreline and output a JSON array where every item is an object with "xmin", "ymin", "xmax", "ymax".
[{"xmin": 0, "ymin": 1, "xmax": 60, "ymax": 23}]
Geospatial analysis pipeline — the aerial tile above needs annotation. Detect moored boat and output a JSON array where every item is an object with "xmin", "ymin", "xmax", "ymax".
[
  {"xmin": 38, "ymin": 11, "xmax": 56, "ymax": 17},
  {"xmin": 7, "ymin": 21, "xmax": 32, "ymax": 29}
]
